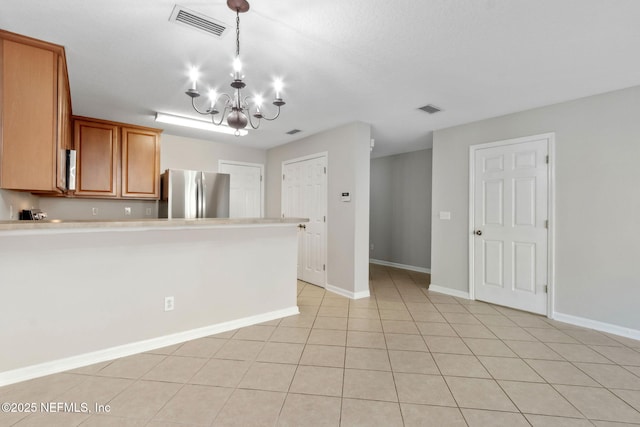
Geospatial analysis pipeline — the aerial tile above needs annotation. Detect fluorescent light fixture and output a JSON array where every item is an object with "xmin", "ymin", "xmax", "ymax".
[{"xmin": 155, "ymin": 112, "xmax": 248, "ymax": 136}]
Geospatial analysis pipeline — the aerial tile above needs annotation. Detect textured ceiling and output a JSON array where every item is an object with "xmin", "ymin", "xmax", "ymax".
[{"xmin": 1, "ymin": 0, "xmax": 639, "ymax": 157}]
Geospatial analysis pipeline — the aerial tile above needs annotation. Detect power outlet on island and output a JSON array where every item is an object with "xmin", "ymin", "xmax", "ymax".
[
  {"xmin": 164, "ymin": 296, "xmax": 175, "ymax": 312},
  {"xmin": 124, "ymin": 207, "xmax": 132, "ymax": 216}
]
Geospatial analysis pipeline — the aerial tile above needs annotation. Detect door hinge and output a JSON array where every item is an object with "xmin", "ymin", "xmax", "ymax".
[
  {"xmin": 260, "ymin": 175, "xmax": 263, "ymax": 182},
  {"xmin": 545, "ymin": 219, "xmax": 548, "ymax": 229},
  {"xmin": 545, "ymin": 155, "xmax": 549, "ymax": 164},
  {"xmin": 323, "ymin": 215, "xmax": 326, "ymax": 223},
  {"xmin": 323, "ymin": 264, "xmax": 326, "ymax": 271},
  {"xmin": 544, "ymin": 285, "xmax": 548, "ymax": 293},
  {"xmin": 324, "ymin": 167, "xmax": 326, "ymax": 174},
  {"xmin": 282, "ymin": 213, "xmax": 285, "ymax": 218},
  {"xmin": 282, "ymin": 174, "xmax": 285, "ymax": 181}
]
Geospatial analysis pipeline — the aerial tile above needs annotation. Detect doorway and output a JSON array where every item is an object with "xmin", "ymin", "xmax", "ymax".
[
  {"xmin": 219, "ymin": 160, "xmax": 264, "ymax": 218},
  {"xmin": 282, "ymin": 153, "xmax": 328, "ymax": 287},
  {"xmin": 469, "ymin": 133, "xmax": 555, "ymax": 315}
]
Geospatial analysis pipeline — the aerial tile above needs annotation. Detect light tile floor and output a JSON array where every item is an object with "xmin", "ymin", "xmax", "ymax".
[{"xmin": 2, "ymin": 264, "xmax": 640, "ymax": 426}]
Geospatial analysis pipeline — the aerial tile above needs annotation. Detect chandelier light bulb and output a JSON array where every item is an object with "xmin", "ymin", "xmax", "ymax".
[
  {"xmin": 233, "ymin": 57, "xmax": 242, "ymax": 78},
  {"xmin": 208, "ymin": 89, "xmax": 217, "ymax": 108},
  {"xmin": 273, "ymin": 79, "xmax": 283, "ymax": 99},
  {"xmin": 189, "ymin": 67, "xmax": 199, "ymax": 90}
]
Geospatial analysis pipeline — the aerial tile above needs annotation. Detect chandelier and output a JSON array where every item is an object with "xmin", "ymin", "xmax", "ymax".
[{"xmin": 185, "ymin": 0, "xmax": 285, "ymax": 136}]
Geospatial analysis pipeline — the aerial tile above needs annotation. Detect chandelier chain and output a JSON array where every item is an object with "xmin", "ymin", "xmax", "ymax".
[{"xmin": 235, "ymin": 9, "xmax": 240, "ymax": 58}]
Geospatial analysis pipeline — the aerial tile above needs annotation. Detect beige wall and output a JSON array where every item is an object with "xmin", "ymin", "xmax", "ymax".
[
  {"xmin": 432, "ymin": 85, "xmax": 640, "ymax": 332},
  {"xmin": 266, "ymin": 122, "xmax": 371, "ymax": 296},
  {"xmin": 160, "ymin": 133, "xmax": 267, "ymax": 172},
  {"xmin": 0, "ymin": 189, "xmax": 39, "ymax": 220}
]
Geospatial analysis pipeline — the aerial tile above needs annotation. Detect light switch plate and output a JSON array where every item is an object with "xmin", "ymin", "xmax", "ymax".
[{"xmin": 439, "ymin": 211, "xmax": 451, "ymax": 220}]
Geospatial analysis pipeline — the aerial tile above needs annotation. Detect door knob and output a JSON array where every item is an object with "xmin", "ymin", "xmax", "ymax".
[
  {"xmin": 475, "ymin": 230, "xmax": 482, "ymax": 236},
  {"xmin": 298, "ymin": 224, "xmax": 306, "ymax": 229}
]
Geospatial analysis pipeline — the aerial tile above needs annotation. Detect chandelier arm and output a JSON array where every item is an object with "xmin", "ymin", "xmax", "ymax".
[
  {"xmin": 211, "ymin": 105, "xmax": 232, "ymax": 126},
  {"xmin": 247, "ymin": 112, "xmax": 261, "ymax": 130},
  {"xmin": 191, "ymin": 97, "xmax": 214, "ymax": 115},
  {"xmin": 258, "ymin": 105, "xmax": 282, "ymax": 121}
]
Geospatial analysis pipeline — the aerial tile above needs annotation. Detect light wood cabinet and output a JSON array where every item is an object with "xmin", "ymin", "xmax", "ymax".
[
  {"xmin": 121, "ymin": 127, "xmax": 160, "ymax": 199},
  {"xmin": 72, "ymin": 117, "xmax": 161, "ymax": 200},
  {"xmin": 74, "ymin": 119, "xmax": 119, "ymax": 197},
  {"xmin": 0, "ymin": 30, "xmax": 70, "ymax": 193}
]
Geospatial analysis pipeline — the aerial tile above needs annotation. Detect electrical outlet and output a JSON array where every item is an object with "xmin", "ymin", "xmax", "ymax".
[
  {"xmin": 145, "ymin": 207, "xmax": 152, "ymax": 216},
  {"xmin": 9, "ymin": 205, "xmax": 13, "ymax": 220},
  {"xmin": 124, "ymin": 207, "xmax": 131, "ymax": 216},
  {"xmin": 164, "ymin": 296, "xmax": 174, "ymax": 312},
  {"xmin": 370, "ymin": 243, "xmax": 374, "ymax": 251},
  {"xmin": 92, "ymin": 207, "xmax": 98, "ymax": 216}
]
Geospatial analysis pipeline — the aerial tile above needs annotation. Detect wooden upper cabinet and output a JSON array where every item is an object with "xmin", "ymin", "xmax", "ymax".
[
  {"xmin": 0, "ymin": 34, "xmax": 60, "ymax": 192},
  {"xmin": 121, "ymin": 127, "xmax": 160, "ymax": 199},
  {"xmin": 72, "ymin": 116, "xmax": 161, "ymax": 200},
  {"xmin": 74, "ymin": 119, "xmax": 119, "ymax": 197}
]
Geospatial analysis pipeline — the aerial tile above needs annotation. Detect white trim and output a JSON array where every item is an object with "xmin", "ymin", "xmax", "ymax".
[
  {"xmin": 428, "ymin": 284, "xmax": 471, "ymax": 300},
  {"xmin": 282, "ymin": 152, "xmax": 329, "ymax": 288},
  {"xmin": 553, "ymin": 311, "xmax": 640, "ymax": 341},
  {"xmin": 326, "ymin": 284, "xmax": 370, "ymax": 300},
  {"xmin": 0, "ymin": 306, "xmax": 299, "ymax": 387},
  {"xmin": 369, "ymin": 259, "xmax": 431, "ymax": 274},
  {"xmin": 468, "ymin": 132, "xmax": 556, "ymax": 317},
  {"xmin": 218, "ymin": 160, "xmax": 266, "ymax": 218}
]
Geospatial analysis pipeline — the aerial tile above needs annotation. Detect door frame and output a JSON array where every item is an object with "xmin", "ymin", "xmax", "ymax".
[
  {"xmin": 468, "ymin": 133, "xmax": 556, "ymax": 317},
  {"xmin": 218, "ymin": 159, "xmax": 265, "ymax": 217},
  {"xmin": 282, "ymin": 152, "xmax": 328, "ymax": 287}
]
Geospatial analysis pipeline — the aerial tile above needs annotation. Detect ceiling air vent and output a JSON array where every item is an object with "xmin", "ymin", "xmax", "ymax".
[
  {"xmin": 286, "ymin": 129, "xmax": 302, "ymax": 135},
  {"xmin": 169, "ymin": 5, "xmax": 228, "ymax": 38},
  {"xmin": 418, "ymin": 104, "xmax": 442, "ymax": 114}
]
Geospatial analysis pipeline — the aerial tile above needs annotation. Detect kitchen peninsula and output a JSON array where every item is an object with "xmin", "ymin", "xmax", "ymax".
[{"xmin": 0, "ymin": 218, "xmax": 305, "ymax": 386}]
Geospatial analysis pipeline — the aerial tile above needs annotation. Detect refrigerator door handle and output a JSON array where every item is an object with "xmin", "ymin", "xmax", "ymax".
[
  {"xmin": 196, "ymin": 172, "xmax": 203, "ymax": 218},
  {"xmin": 200, "ymin": 172, "xmax": 207, "ymax": 218}
]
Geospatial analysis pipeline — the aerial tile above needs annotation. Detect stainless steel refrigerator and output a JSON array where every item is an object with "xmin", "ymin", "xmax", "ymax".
[{"xmin": 158, "ymin": 169, "xmax": 230, "ymax": 219}]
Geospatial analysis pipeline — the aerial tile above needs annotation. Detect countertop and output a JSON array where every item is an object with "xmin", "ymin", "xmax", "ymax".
[{"xmin": 0, "ymin": 217, "xmax": 308, "ymax": 235}]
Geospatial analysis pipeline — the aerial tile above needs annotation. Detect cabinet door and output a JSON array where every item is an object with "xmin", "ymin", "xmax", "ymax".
[
  {"xmin": 0, "ymin": 38, "xmax": 57, "ymax": 191},
  {"xmin": 74, "ymin": 120, "xmax": 119, "ymax": 197},
  {"xmin": 121, "ymin": 127, "xmax": 160, "ymax": 199}
]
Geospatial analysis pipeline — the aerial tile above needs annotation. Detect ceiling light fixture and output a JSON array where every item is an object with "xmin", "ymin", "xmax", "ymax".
[
  {"xmin": 155, "ymin": 112, "xmax": 248, "ymax": 136},
  {"xmin": 185, "ymin": 0, "xmax": 285, "ymax": 136}
]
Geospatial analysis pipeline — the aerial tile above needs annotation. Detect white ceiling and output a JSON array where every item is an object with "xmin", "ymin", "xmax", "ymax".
[{"xmin": 1, "ymin": 0, "xmax": 640, "ymax": 158}]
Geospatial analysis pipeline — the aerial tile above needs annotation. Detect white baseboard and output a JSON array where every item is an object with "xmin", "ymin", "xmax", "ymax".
[
  {"xmin": 0, "ymin": 306, "xmax": 299, "ymax": 387},
  {"xmin": 326, "ymin": 284, "xmax": 370, "ymax": 300},
  {"xmin": 552, "ymin": 311, "xmax": 640, "ymax": 341},
  {"xmin": 427, "ymin": 283, "xmax": 470, "ymax": 300},
  {"xmin": 370, "ymin": 259, "xmax": 431, "ymax": 274}
]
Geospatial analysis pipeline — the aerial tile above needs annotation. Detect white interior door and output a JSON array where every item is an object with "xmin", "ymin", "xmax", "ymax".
[
  {"xmin": 282, "ymin": 154, "xmax": 327, "ymax": 287},
  {"xmin": 219, "ymin": 161, "xmax": 263, "ymax": 218},
  {"xmin": 472, "ymin": 136, "xmax": 550, "ymax": 315}
]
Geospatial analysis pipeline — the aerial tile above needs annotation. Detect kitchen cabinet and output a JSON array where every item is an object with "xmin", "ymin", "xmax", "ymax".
[
  {"xmin": 74, "ymin": 119, "xmax": 119, "ymax": 197},
  {"xmin": 0, "ymin": 30, "xmax": 71, "ymax": 193},
  {"xmin": 121, "ymin": 127, "xmax": 160, "ymax": 199},
  {"xmin": 73, "ymin": 117, "xmax": 161, "ymax": 199}
]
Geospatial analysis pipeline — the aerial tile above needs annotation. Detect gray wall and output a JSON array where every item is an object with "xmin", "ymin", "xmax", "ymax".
[
  {"xmin": 432, "ymin": 85, "xmax": 640, "ymax": 331},
  {"xmin": 266, "ymin": 122, "xmax": 371, "ymax": 296},
  {"xmin": 370, "ymin": 149, "xmax": 432, "ymax": 270}
]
